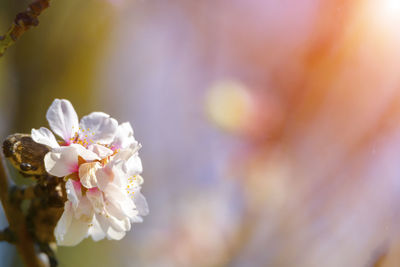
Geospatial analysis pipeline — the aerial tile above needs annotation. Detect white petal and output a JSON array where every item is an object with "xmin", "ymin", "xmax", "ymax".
[
  {"xmin": 108, "ymin": 150, "xmax": 134, "ymax": 177},
  {"xmin": 112, "ymin": 122, "xmax": 137, "ymax": 150},
  {"xmin": 57, "ymin": 216, "xmax": 90, "ymax": 246},
  {"xmin": 90, "ymin": 170, "xmax": 135, "ymax": 218},
  {"xmin": 108, "ymin": 149, "xmax": 142, "ymax": 177},
  {"xmin": 95, "ymin": 167, "xmax": 114, "ymax": 192},
  {"xmin": 133, "ymin": 191, "xmax": 149, "ymax": 217},
  {"xmin": 106, "ymin": 214, "xmax": 129, "ymax": 232},
  {"xmin": 130, "ymin": 215, "xmax": 143, "ymax": 223},
  {"xmin": 88, "ymin": 144, "xmax": 114, "ymax": 158},
  {"xmin": 31, "ymin": 127, "xmax": 60, "ymax": 148},
  {"xmin": 125, "ymin": 155, "xmax": 143, "ymax": 176},
  {"xmin": 86, "ymin": 188, "xmax": 105, "ymax": 213},
  {"xmin": 105, "ymin": 200, "xmax": 132, "ymax": 220},
  {"xmin": 89, "ymin": 215, "xmax": 106, "ymax": 241},
  {"xmin": 46, "ymin": 99, "xmax": 79, "ymax": 143},
  {"xmin": 105, "ymin": 183, "xmax": 136, "ymax": 218},
  {"xmin": 79, "ymin": 112, "xmax": 118, "ymax": 144},
  {"xmin": 91, "ymin": 196, "xmax": 131, "ymax": 234},
  {"xmin": 65, "ymin": 180, "xmax": 82, "ymax": 209},
  {"xmin": 134, "ymin": 175, "xmax": 144, "ymax": 186},
  {"xmin": 44, "ymin": 146, "xmax": 78, "ymax": 177},
  {"xmin": 55, "ymin": 202, "xmax": 73, "ymax": 245},
  {"xmin": 106, "ymin": 227, "xmax": 126, "ymax": 241},
  {"xmin": 79, "ymin": 162, "xmax": 102, "ymax": 189},
  {"xmin": 96, "ymin": 212, "xmax": 109, "ymax": 232},
  {"xmin": 96, "ymin": 215, "xmax": 125, "ymax": 240},
  {"xmin": 111, "ymin": 148, "xmax": 135, "ymax": 162},
  {"xmin": 74, "ymin": 196, "xmax": 94, "ymax": 221},
  {"xmin": 69, "ymin": 144, "xmax": 100, "ymax": 161},
  {"xmin": 55, "ymin": 200, "xmax": 91, "ymax": 246},
  {"xmin": 106, "ymin": 182, "xmax": 134, "ymax": 208}
]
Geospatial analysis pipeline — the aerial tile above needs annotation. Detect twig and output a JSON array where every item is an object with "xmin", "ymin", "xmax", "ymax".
[
  {"xmin": 0, "ymin": 228, "xmax": 14, "ymax": 243},
  {"xmin": 10, "ymin": 185, "xmax": 36, "ymax": 201},
  {"xmin": 0, "ymin": 0, "xmax": 51, "ymax": 57},
  {"xmin": 0, "ymin": 153, "xmax": 45, "ymax": 267}
]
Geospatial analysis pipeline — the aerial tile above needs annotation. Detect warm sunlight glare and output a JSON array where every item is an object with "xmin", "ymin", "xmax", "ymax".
[{"xmin": 372, "ymin": 0, "xmax": 400, "ymax": 28}]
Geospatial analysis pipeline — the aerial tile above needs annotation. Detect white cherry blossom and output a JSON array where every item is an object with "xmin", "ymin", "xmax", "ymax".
[{"xmin": 32, "ymin": 99, "xmax": 147, "ymax": 246}]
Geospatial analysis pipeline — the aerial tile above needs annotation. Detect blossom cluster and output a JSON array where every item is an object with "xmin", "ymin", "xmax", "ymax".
[{"xmin": 32, "ymin": 99, "xmax": 148, "ymax": 246}]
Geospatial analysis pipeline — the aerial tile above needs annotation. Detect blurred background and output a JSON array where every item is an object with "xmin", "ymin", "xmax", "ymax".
[{"xmin": 2, "ymin": 0, "xmax": 400, "ymax": 266}]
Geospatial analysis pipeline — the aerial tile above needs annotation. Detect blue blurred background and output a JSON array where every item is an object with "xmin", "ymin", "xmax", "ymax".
[{"xmin": 2, "ymin": 0, "xmax": 400, "ymax": 266}]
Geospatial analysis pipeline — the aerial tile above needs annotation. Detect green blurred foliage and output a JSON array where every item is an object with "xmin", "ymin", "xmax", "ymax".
[{"xmin": 1, "ymin": 0, "xmax": 115, "ymax": 133}]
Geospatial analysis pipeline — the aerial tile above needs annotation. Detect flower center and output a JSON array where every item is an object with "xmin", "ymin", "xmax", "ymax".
[
  {"xmin": 66, "ymin": 127, "xmax": 96, "ymax": 148},
  {"xmin": 126, "ymin": 175, "xmax": 138, "ymax": 197}
]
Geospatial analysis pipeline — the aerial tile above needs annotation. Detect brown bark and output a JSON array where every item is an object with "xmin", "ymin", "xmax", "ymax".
[
  {"xmin": 0, "ymin": 154, "xmax": 45, "ymax": 267},
  {"xmin": 0, "ymin": 0, "xmax": 51, "ymax": 57}
]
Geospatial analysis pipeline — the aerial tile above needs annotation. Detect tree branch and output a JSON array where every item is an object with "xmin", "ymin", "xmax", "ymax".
[
  {"xmin": 0, "ymin": 0, "xmax": 51, "ymax": 57},
  {"xmin": 0, "ymin": 153, "xmax": 45, "ymax": 267},
  {"xmin": 0, "ymin": 228, "xmax": 14, "ymax": 243}
]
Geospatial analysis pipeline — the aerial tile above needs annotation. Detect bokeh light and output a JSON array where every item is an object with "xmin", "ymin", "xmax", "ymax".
[{"xmin": 2, "ymin": 0, "xmax": 400, "ymax": 266}]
